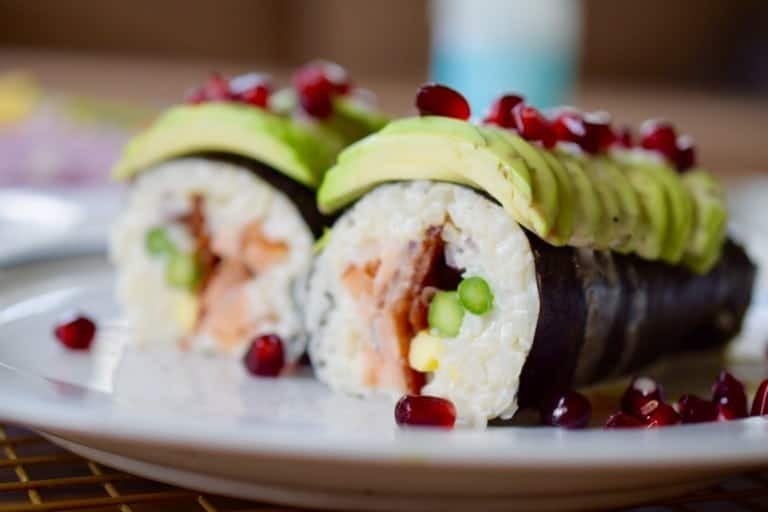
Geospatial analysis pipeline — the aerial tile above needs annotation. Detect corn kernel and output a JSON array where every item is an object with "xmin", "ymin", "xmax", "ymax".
[
  {"xmin": 173, "ymin": 292, "xmax": 199, "ymax": 332},
  {"xmin": 408, "ymin": 331, "xmax": 444, "ymax": 372}
]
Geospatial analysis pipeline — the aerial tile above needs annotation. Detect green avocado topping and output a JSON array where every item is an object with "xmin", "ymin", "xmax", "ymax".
[
  {"xmin": 317, "ymin": 116, "xmax": 727, "ymax": 273},
  {"xmin": 112, "ymin": 99, "xmax": 387, "ymax": 188}
]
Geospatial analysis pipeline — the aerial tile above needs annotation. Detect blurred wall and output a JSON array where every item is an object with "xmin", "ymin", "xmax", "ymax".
[{"xmin": 1, "ymin": 0, "xmax": 766, "ymax": 92}]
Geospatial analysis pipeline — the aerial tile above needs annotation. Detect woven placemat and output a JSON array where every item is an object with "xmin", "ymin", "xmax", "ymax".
[{"xmin": 1, "ymin": 423, "xmax": 767, "ymax": 511}]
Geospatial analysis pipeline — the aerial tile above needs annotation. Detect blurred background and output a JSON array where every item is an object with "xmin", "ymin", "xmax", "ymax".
[{"xmin": 1, "ymin": 0, "xmax": 768, "ymax": 185}]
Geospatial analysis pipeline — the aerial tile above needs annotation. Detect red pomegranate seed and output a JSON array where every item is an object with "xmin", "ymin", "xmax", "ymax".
[
  {"xmin": 229, "ymin": 72, "xmax": 271, "ymax": 108},
  {"xmin": 415, "ymin": 83, "xmax": 471, "ymax": 120},
  {"xmin": 293, "ymin": 60, "xmax": 350, "ymax": 119},
  {"xmin": 677, "ymin": 394, "xmax": 718, "ymax": 424},
  {"xmin": 645, "ymin": 403, "xmax": 681, "ymax": 427},
  {"xmin": 512, "ymin": 103, "xmax": 556, "ymax": 148},
  {"xmin": 621, "ymin": 376, "xmax": 664, "ymax": 417},
  {"xmin": 540, "ymin": 391, "xmax": 592, "ymax": 429},
  {"xmin": 613, "ymin": 126, "xmax": 634, "ymax": 148},
  {"xmin": 674, "ymin": 135, "xmax": 696, "ymax": 171},
  {"xmin": 640, "ymin": 120, "xmax": 678, "ymax": 162},
  {"xmin": 551, "ymin": 111, "xmax": 586, "ymax": 144},
  {"xmin": 184, "ymin": 73, "xmax": 232, "ymax": 104},
  {"xmin": 750, "ymin": 379, "xmax": 768, "ymax": 416},
  {"xmin": 583, "ymin": 111, "xmax": 614, "ymax": 153},
  {"xmin": 711, "ymin": 371, "xmax": 748, "ymax": 419},
  {"xmin": 54, "ymin": 314, "xmax": 96, "ymax": 350},
  {"xmin": 605, "ymin": 412, "xmax": 644, "ymax": 429},
  {"xmin": 243, "ymin": 334, "xmax": 285, "ymax": 377},
  {"xmin": 483, "ymin": 94, "xmax": 523, "ymax": 127},
  {"xmin": 395, "ymin": 395, "xmax": 456, "ymax": 428}
]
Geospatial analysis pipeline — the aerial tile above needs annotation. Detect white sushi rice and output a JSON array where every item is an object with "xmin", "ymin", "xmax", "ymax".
[
  {"xmin": 305, "ymin": 181, "xmax": 540, "ymax": 426},
  {"xmin": 110, "ymin": 157, "xmax": 313, "ymax": 362}
]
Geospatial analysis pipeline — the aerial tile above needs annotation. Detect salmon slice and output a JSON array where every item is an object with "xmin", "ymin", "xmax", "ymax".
[{"xmin": 342, "ymin": 226, "xmax": 462, "ymax": 394}]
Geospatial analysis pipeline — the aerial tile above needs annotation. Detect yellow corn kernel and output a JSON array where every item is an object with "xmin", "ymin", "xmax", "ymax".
[
  {"xmin": 408, "ymin": 331, "xmax": 444, "ymax": 372},
  {"xmin": 173, "ymin": 292, "xmax": 199, "ymax": 332}
]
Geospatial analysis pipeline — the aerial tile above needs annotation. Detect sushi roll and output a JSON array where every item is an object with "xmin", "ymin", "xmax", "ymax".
[
  {"xmin": 305, "ymin": 85, "xmax": 756, "ymax": 426},
  {"xmin": 110, "ymin": 62, "xmax": 386, "ymax": 362}
]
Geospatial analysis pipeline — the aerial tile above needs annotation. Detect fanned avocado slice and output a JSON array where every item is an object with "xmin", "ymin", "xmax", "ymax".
[
  {"xmin": 572, "ymin": 155, "xmax": 624, "ymax": 250},
  {"xmin": 540, "ymin": 151, "xmax": 576, "ymax": 245},
  {"xmin": 319, "ymin": 116, "xmax": 562, "ymax": 236},
  {"xmin": 558, "ymin": 156, "xmax": 603, "ymax": 247},
  {"xmin": 113, "ymin": 100, "xmax": 388, "ymax": 187},
  {"xmin": 682, "ymin": 170, "xmax": 727, "ymax": 274},
  {"xmin": 623, "ymin": 165, "xmax": 669, "ymax": 259},
  {"xmin": 318, "ymin": 115, "xmax": 727, "ymax": 271},
  {"xmin": 638, "ymin": 164, "xmax": 694, "ymax": 264}
]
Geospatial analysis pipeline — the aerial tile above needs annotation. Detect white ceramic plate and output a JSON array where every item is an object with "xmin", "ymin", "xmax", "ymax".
[
  {"xmin": 0, "ymin": 187, "xmax": 122, "ymax": 266},
  {"xmin": 0, "ymin": 255, "xmax": 767, "ymax": 511}
]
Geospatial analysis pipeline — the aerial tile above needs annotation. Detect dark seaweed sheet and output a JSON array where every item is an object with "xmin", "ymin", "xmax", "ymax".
[{"xmin": 517, "ymin": 235, "xmax": 756, "ymax": 409}]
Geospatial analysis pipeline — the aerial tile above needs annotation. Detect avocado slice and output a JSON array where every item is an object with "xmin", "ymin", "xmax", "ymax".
[
  {"xmin": 593, "ymin": 157, "xmax": 641, "ymax": 252},
  {"xmin": 640, "ymin": 164, "xmax": 694, "ymax": 264},
  {"xmin": 320, "ymin": 117, "xmax": 565, "ymax": 236},
  {"xmin": 112, "ymin": 103, "xmax": 344, "ymax": 187},
  {"xmin": 682, "ymin": 170, "xmax": 727, "ymax": 274},
  {"xmin": 571, "ymin": 154, "xmax": 625, "ymax": 250},
  {"xmin": 623, "ymin": 165, "xmax": 669, "ymax": 259},
  {"xmin": 540, "ymin": 150, "xmax": 576, "ymax": 245},
  {"xmin": 558, "ymin": 156, "xmax": 603, "ymax": 247}
]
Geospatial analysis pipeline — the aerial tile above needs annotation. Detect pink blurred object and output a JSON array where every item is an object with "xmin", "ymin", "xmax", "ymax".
[{"xmin": 0, "ymin": 103, "xmax": 132, "ymax": 186}]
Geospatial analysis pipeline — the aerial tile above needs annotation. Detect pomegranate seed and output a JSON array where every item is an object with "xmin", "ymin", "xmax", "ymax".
[
  {"xmin": 243, "ymin": 334, "xmax": 285, "ymax": 377},
  {"xmin": 483, "ymin": 94, "xmax": 523, "ymax": 127},
  {"xmin": 645, "ymin": 403, "xmax": 681, "ymax": 427},
  {"xmin": 395, "ymin": 395, "xmax": 456, "ymax": 428},
  {"xmin": 294, "ymin": 60, "xmax": 350, "ymax": 119},
  {"xmin": 640, "ymin": 120, "xmax": 678, "ymax": 162},
  {"xmin": 613, "ymin": 126, "xmax": 634, "ymax": 148},
  {"xmin": 54, "ymin": 314, "xmax": 96, "ymax": 350},
  {"xmin": 540, "ymin": 391, "xmax": 592, "ymax": 429},
  {"xmin": 750, "ymin": 379, "xmax": 768, "ymax": 416},
  {"xmin": 718, "ymin": 403, "xmax": 744, "ymax": 421},
  {"xmin": 674, "ymin": 135, "xmax": 696, "ymax": 171},
  {"xmin": 415, "ymin": 83, "xmax": 471, "ymax": 120},
  {"xmin": 184, "ymin": 73, "xmax": 232, "ymax": 104},
  {"xmin": 605, "ymin": 412, "xmax": 645, "ymax": 429},
  {"xmin": 621, "ymin": 376, "xmax": 664, "ymax": 417},
  {"xmin": 677, "ymin": 394, "xmax": 718, "ymax": 423},
  {"xmin": 512, "ymin": 103, "xmax": 556, "ymax": 148},
  {"xmin": 711, "ymin": 371, "xmax": 748, "ymax": 419},
  {"xmin": 583, "ymin": 111, "xmax": 614, "ymax": 153},
  {"xmin": 229, "ymin": 72, "xmax": 271, "ymax": 108},
  {"xmin": 552, "ymin": 111, "xmax": 586, "ymax": 144}
]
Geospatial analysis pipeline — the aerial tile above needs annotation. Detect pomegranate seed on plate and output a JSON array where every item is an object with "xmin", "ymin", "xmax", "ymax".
[
  {"xmin": 243, "ymin": 334, "xmax": 285, "ymax": 377},
  {"xmin": 415, "ymin": 83, "xmax": 471, "ymax": 120},
  {"xmin": 639, "ymin": 120, "xmax": 678, "ymax": 162},
  {"xmin": 512, "ymin": 103, "xmax": 556, "ymax": 148},
  {"xmin": 540, "ymin": 390, "xmax": 592, "ymax": 429},
  {"xmin": 677, "ymin": 394, "xmax": 718, "ymax": 424},
  {"xmin": 750, "ymin": 379, "xmax": 768, "ymax": 416},
  {"xmin": 621, "ymin": 376, "xmax": 664, "ymax": 417},
  {"xmin": 674, "ymin": 135, "xmax": 696, "ymax": 171},
  {"xmin": 645, "ymin": 403, "xmax": 681, "ymax": 427},
  {"xmin": 711, "ymin": 371, "xmax": 748, "ymax": 419},
  {"xmin": 54, "ymin": 314, "xmax": 96, "ymax": 350},
  {"xmin": 395, "ymin": 395, "xmax": 456, "ymax": 428},
  {"xmin": 483, "ymin": 94, "xmax": 523, "ymax": 127},
  {"xmin": 605, "ymin": 412, "xmax": 644, "ymax": 429}
]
